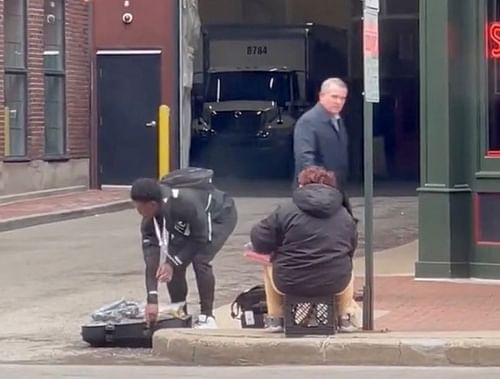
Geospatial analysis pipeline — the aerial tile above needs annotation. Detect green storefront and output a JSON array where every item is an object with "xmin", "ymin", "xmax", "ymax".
[{"xmin": 417, "ymin": 0, "xmax": 500, "ymax": 279}]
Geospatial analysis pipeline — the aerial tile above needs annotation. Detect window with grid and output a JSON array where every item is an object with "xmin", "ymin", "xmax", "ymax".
[
  {"xmin": 44, "ymin": 0, "xmax": 66, "ymax": 156},
  {"xmin": 4, "ymin": 0, "xmax": 27, "ymax": 157}
]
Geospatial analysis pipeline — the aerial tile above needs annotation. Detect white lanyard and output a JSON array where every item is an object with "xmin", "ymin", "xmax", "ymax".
[{"xmin": 153, "ymin": 217, "xmax": 168, "ymax": 264}]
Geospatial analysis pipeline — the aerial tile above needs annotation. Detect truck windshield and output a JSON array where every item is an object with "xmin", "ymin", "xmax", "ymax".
[{"xmin": 205, "ymin": 71, "xmax": 292, "ymax": 106}]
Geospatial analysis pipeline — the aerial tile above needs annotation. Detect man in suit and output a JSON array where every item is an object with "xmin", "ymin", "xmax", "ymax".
[{"xmin": 294, "ymin": 78, "xmax": 349, "ymax": 188}]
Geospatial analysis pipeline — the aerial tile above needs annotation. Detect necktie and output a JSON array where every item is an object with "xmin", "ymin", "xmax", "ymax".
[{"xmin": 332, "ymin": 117, "xmax": 341, "ymax": 132}]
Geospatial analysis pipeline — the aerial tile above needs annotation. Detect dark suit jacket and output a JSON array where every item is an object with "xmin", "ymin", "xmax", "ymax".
[{"xmin": 293, "ymin": 103, "xmax": 349, "ymax": 185}]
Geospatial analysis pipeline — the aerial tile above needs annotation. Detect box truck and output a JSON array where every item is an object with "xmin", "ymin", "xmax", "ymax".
[{"xmin": 191, "ymin": 24, "xmax": 348, "ymax": 176}]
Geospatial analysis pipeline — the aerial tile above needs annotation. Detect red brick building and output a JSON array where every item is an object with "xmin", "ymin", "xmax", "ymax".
[{"xmin": 0, "ymin": 0, "xmax": 90, "ymax": 195}]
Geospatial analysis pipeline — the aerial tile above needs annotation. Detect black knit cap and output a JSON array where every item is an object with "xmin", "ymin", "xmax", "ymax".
[{"xmin": 130, "ymin": 178, "xmax": 163, "ymax": 203}]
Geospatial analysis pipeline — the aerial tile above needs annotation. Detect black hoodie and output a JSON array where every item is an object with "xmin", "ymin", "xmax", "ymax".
[
  {"xmin": 250, "ymin": 184, "xmax": 357, "ymax": 296},
  {"xmin": 140, "ymin": 185, "xmax": 236, "ymax": 304}
]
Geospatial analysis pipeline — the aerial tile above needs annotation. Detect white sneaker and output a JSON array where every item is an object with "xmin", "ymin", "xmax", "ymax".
[
  {"xmin": 338, "ymin": 315, "xmax": 359, "ymax": 333},
  {"xmin": 194, "ymin": 314, "xmax": 218, "ymax": 329},
  {"xmin": 264, "ymin": 316, "xmax": 284, "ymax": 333}
]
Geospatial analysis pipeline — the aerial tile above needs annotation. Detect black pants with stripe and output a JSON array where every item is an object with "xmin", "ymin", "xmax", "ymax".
[{"xmin": 167, "ymin": 204, "xmax": 238, "ymax": 316}]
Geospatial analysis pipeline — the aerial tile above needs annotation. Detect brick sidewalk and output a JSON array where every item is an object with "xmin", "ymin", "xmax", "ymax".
[
  {"xmin": 0, "ymin": 190, "xmax": 130, "ymax": 220},
  {"xmin": 356, "ymin": 276, "xmax": 500, "ymax": 332}
]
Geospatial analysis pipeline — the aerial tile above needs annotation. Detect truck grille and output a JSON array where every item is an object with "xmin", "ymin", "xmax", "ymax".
[{"xmin": 210, "ymin": 111, "xmax": 262, "ymax": 136}]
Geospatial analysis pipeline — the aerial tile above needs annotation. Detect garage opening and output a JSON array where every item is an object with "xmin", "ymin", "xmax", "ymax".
[{"xmin": 184, "ymin": 0, "xmax": 419, "ymax": 196}]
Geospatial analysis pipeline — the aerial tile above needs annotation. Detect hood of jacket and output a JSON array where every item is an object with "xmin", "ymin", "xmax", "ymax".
[{"xmin": 292, "ymin": 184, "xmax": 343, "ymax": 218}]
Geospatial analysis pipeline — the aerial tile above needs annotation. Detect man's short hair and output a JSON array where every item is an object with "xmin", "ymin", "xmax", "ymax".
[
  {"xmin": 130, "ymin": 178, "xmax": 163, "ymax": 202},
  {"xmin": 320, "ymin": 78, "xmax": 348, "ymax": 93}
]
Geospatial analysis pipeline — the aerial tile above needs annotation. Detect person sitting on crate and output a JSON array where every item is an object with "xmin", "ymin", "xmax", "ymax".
[
  {"xmin": 250, "ymin": 166, "xmax": 360, "ymax": 333},
  {"xmin": 130, "ymin": 167, "xmax": 238, "ymax": 329}
]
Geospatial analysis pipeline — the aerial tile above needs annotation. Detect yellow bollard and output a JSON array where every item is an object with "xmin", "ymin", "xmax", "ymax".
[
  {"xmin": 158, "ymin": 105, "xmax": 170, "ymax": 179},
  {"xmin": 4, "ymin": 106, "xmax": 10, "ymax": 156}
]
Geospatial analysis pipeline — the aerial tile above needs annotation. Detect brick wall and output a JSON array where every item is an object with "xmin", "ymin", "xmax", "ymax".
[
  {"xmin": 27, "ymin": 0, "xmax": 45, "ymax": 159},
  {"xmin": 66, "ymin": 0, "xmax": 90, "ymax": 159},
  {"xmin": 0, "ymin": 1, "xmax": 4, "ymax": 158},
  {"xmin": 0, "ymin": 0, "xmax": 90, "ymax": 161}
]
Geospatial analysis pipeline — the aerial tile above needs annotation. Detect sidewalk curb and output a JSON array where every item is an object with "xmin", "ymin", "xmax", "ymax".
[
  {"xmin": 152, "ymin": 329, "xmax": 500, "ymax": 367},
  {"xmin": 0, "ymin": 200, "xmax": 132, "ymax": 232},
  {"xmin": 0, "ymin": 186, "xmax": 87, "ymax": 205}
]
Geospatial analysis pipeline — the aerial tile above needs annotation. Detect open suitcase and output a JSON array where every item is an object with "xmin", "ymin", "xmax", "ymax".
[{"xmin": 81, "ymin": 315, "xmax": 192, "ymax": 348}]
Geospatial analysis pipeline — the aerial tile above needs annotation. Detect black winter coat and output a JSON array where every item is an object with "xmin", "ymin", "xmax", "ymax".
[{"xmin": 250, "ymin": 184, "xmax": 357, "ymax": 296}]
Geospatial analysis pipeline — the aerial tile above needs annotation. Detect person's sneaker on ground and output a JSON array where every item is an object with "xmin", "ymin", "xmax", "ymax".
[
  {"xmin": 264, "ymin": 315, "xmax": 284, "ymax": 333},
  {"xmin": 194, "ymin": 314, "xmax": 218, "ymax": 329},
  {"xmin": 338, "ymin": 314, "xmax": 358, "ymax": 333}
]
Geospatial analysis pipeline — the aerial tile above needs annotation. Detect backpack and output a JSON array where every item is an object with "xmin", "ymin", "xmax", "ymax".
[
  {"xmin": 159, "ymin": 167, "xmax": 215, "ymax": 241},
  {"xmin": 230, "ymin": 285, "xmax": 267, "ymax": 319},
  {"xmin": 160, "ymin": 167, "xmax": 214, "ymax": 191}
]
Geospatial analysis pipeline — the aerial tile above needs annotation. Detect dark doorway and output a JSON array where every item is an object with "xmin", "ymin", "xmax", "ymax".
[{"xmin": 97, "ymin": 52, "xmax": 161, "ymax": 185}]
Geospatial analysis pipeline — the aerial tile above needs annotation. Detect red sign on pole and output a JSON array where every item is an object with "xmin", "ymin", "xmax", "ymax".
[
  {"xmin": 363, "ymin": 7, "xmax": 379, "ymax": 103},
  {"xmin": 363, "ymin": 18, "xmax": 379, "ymax": 58}
]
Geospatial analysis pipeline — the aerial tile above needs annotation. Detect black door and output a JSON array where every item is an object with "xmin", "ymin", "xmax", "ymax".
[{"xmin": 97, "ymin": 53, "xmax": 161, "ymax": 185}]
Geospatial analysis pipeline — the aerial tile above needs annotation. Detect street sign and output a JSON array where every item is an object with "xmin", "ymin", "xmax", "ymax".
[
  {"xmin": 363, "ymin": 7, "xmax": 380, "ymax": 103},
  {"xmin": 365, "ymin": 0, "xmax": 380, "ymax": 11}
]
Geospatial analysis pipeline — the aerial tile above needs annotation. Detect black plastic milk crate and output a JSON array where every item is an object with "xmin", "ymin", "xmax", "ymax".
[
  {"xmin": 284, "ymin": 295, "xmax": 336, "ymax": 337},
  {"xmin": 81, "ymin": 316, "xmax": 192, "ymax": 348}
]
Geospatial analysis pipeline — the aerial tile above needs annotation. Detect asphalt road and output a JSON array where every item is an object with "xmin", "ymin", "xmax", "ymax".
[
  {"xmin": 0, "ymin": 196, "xmax": 416, "ymax": 364},
  {"xmin": 0, "ymin": 365, "xmax": 498, "ymax": 379}
]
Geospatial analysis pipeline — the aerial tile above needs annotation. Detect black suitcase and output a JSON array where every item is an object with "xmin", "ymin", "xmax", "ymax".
[{"xmin": 81, "ymin": 316, "xmax": 192, "ymax": 348}]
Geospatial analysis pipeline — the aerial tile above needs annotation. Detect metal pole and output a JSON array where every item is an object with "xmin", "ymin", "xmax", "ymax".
[
  {"xmin": 361, "ymin": 0, "xmax": 379, "ymax": 333},
  {"xmin": 88, "ymin": 0, "xmax": 99, "ymax": 189},
  {"xmin": 178, "ymin": 0, "xmax": 185, "ymax": 168},
  {"xmin": 362, "ymin": 100, "xmax": 374, "ymax": 331}
]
